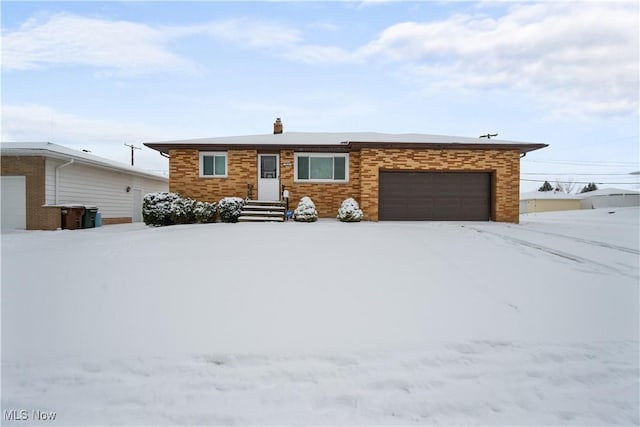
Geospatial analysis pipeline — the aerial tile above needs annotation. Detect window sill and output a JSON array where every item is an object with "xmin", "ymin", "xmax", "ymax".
[{"xmin": 294, "ymin": 179, "xmax": 349, "ymax": 184}]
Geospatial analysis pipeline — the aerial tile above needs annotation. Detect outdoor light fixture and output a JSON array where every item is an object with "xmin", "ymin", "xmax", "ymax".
[{"xmin": 126, "ymin": 186, "xmax": 131, "ymax": 193}]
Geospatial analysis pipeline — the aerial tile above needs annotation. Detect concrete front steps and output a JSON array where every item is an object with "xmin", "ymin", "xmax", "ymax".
[{"xmin": 238, "ymin": 200, "xmax": 286, "ymax": 222}]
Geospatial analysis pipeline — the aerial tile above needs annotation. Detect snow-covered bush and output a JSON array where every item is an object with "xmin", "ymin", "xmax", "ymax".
[
  {"xmin": 337, "ymin": 198, "xmax": 363, "ymax": 222},
  {"xmin": 143, "ymin": 192, "xmax": 182, "ymax": 226},
  {"xmin": 170, "ymin": 197, "xmax": 197, "ymax": 224},
  {"xmin": 293, "ymin": 196, "xmax": 318, "ymax": 222},
  {"xmin": 194, "ymin": 201, "xmax": 217, "ymax": 223},
  {"xmin": 218, "ymin": 197, "xmax": 244, "ymax": 223}
]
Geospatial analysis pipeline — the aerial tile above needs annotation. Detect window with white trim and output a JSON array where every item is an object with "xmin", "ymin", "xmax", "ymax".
[
  {"xmin": 294, "ymin": 153, "xmax": 348, "ymax": 182},
  {"xmin": 199, "ymin": 152, "xmax": 227, "ymax": 177}
]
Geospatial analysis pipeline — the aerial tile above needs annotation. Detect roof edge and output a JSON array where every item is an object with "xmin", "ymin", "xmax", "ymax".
[
  {"xmin": 145, "ymin": 141, "xmax": 548, "ymax": 155},
  {"xmin": 1, "ymin": 143, "xmax": 168, "ymax": 182}
]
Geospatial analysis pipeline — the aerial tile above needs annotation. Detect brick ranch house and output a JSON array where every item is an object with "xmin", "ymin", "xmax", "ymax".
[{"xmin": 144, "ymin": 121, "xmax": 547, "ymax": 223}]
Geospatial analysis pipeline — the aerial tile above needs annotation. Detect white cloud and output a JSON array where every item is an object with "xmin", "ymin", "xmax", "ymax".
[
  {"xmin": 1, "ymin": 104, "xmax": 164, "ymax": 142},
  {"xmin": 2, "ymin": 14, "xmax": 203, "ymax": 77},
  {"xmin": 0, "ymin": 104, "xmax": 177, "ymax": 173},
  {"xmin": 1, "ymin": 12, "xmax": 348, "ymax": 73},
  {"xmin": 194, "ymin": 18, "xmax": 302, "ymax": 49},
  {"xmin": 355, "ymin": 0, "xmax": 408, "ymax": 7},
  {"xmin": 284, "ymin": 44, "xmax": 355, "ymax": 64},
  {"xmin": 190, "ymin": 19, "xmax": 354, "ymax": 64},
  {"xmin": 3, "ymin": 4, "xmax": 637, "ymax": 118},
  {"xmin": 356, "ymin": 2, "xmax": 639, "ymax": 118}
]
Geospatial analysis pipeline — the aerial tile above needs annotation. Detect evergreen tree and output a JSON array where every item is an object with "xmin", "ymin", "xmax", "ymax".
[
  {"xmin": 580, "ymin": 182, "xmax": 598, "ymax": 193},
  {"xmin": 538, "ymin": 181, "xmax": 553, "ymax": 192}
]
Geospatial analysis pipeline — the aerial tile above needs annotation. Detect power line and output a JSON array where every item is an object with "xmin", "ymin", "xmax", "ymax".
[
  {"xmin": 523, "ymin": 159, "xmax": 638, "ymax": 166},
  {"xmin": 521, "ymin": 178, "xmax": 640, "ymax": 184},
  {"xmin": 521, "ymin": 173, "xmax": 635, "ymax": 176}
]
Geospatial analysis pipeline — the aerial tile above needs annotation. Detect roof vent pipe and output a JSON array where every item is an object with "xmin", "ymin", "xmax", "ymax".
[{"xmin": 274, "ymin": 118, "xmax": 283, "ymax": 134}]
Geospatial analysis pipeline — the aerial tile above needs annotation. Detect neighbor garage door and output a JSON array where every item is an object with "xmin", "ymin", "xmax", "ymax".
[
  {"xmin": 379, "ymin": 171, "xmax": 491, "ymax": 221},
  {"xmin": 1, "ymin": 176, "xmax": 27, "ymax": 230}
]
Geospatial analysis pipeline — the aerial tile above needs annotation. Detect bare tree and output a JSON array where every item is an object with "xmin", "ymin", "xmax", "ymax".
[{"xmin": 554, "ymin": 179, "xmax": 576, "ymax": 194}]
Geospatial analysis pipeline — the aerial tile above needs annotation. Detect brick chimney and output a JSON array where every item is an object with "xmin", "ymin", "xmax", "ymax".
[{"xmin": 273, "ymin": 117, "xmax": 283, "ymax": 134}]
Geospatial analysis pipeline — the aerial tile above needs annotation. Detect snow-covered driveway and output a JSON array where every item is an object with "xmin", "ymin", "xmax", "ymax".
[{"xmin": 2, "ymin": 208, "xmax": 638, "ymax": 425}]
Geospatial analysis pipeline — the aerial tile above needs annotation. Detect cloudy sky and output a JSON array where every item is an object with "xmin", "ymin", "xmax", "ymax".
[{"xmin": 2, "ymin": 1, "xmax": 638, "ymax": 192}]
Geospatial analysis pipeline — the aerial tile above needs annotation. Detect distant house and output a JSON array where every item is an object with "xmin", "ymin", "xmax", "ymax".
[
  {"xmin": 1, "ymin": 142, "xmax": 168, "ymax": 230},
  {"xmin": 144, "ymin": 119, "xmax": 547, "ymax": 223},
  {"xmin": 519, "ymin": 190, "xmax": 583, "ymax": 214},
  {"xmin": 580, "ymin": 188, "xmax": 640, "ymax": 209}
]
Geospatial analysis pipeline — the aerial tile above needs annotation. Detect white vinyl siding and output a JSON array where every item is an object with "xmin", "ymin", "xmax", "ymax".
[
  {"xmin": 45, "ymin": 159, "xmax": 168, "ymax": 219},
  {"xmin": 294, "ymin": 153, "xmax": 349, "ymax": 183},
  {"xmin": 199, "ymin": 152, "xmax": 227, "ymax": 177}
]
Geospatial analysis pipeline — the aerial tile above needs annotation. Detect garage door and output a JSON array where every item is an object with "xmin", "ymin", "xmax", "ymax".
[
  {"xmin": 1, "ymin": 176, "xmax": 27, "ymax": 230},
  {"xmin": 379, "ymin": 171, "xmax": 491, "ymax": 221}
]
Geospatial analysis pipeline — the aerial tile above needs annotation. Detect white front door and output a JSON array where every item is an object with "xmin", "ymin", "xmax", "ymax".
[
  {"xmin": 257, "ymin": 154, "xmax": 279, "ymax": 201},
  {"xmin": 1, "ymin": 176, "xmax": 27, "ymax": 230}
]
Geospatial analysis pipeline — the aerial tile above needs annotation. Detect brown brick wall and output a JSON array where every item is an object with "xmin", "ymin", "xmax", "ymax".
[
  {"xmin": 168, "ymin": 147, "xmax": 521, "ymax": 223},
  {"xmin": 280, "ymin": 150, "xmax": 362, "ymax": 218},
  {"xmin": 1, "ymin": 156, "xmax": 61, "ymax": 230},
  {"xmin": 169, "ymin": 149, "xmax": 256, "ymax": 202},
  {"xmin": 40, "ymin": 206, "xmax": 62, "ymax": 230},
  {"xmin": 359, "ymin": 148, "xmax": 521, "ymax": 222}
]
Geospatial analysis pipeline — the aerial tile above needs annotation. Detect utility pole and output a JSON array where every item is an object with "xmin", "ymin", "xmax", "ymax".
[{"xmin": 124, "ymin": 143, "xmax": 142, "ymax": 166}]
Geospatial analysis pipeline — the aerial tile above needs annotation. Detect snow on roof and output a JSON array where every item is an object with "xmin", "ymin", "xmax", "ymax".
[
  {"xmin": 580, "ymin": 188, "xmax": 640, "ymax": 197},
  {"xmin": 1, "ymin": 142, "xmax": 167, "ymax": 182},
  {"xmin": 520, "ymin": 191, "xmax": 583, "ymax": 200},
  {"xmin": 144, "ymin": 131, "xmax": 544, "ymax": 148}
]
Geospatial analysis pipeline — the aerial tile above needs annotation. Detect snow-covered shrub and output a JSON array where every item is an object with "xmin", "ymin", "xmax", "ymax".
[
  {"xmin": 142, "ymin": 192, "xmax": 182, "ymax": 226},
  {"xmin": 170, "ymin": 197, "xmax": 197, "ymax": 224},
  {"xmin": 194, "ymin": 201, "xmax": 217, "ymax": 223},
  {"xmin": 337, "ymin": 198, "xmax": 363, "ymax": 222},
  {"xmin": 218, "ymin": 197, "xmax": 244, "ymax": 223},
  {"xmin": 293, "ymin": 196, "xmax": 318, "ymax": 222}
]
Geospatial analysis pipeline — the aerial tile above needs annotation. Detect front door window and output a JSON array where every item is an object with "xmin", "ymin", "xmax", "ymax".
[{"xmin": 261, "ymin": 155, "xmax": 277, "ymax": 179}]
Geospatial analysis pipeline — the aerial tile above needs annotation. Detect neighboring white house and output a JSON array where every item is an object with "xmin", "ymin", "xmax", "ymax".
[
  {"xmin": 580, "ymin": 188, "xmax": 640, "ymax": 209},
  {"xmin": 1, "ymin": 142, "xmax": 168, "ymax": 230}
]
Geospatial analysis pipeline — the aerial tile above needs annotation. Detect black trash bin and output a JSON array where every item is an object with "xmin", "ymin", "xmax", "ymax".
[
  {"xmin": 61, "ymin": 206, "xmax": 85, "ymax": 230},
  {"xmin": 83, "ymin": 207, "xmax": 99, "ymax": 229}
]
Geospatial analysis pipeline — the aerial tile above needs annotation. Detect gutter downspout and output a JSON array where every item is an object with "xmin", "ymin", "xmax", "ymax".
[{"xmin": 55, "ymin": 158, "xmax": 74, "ymax": 204}]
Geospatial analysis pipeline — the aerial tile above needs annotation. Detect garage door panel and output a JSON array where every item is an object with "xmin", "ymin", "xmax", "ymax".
[
  {"xmin": 1, "ymin": 176, "xmax": 27, "ymax": 230},
  {"xmin": 379, "ymin": 171, "xmax": 490, "ymax": 221}
]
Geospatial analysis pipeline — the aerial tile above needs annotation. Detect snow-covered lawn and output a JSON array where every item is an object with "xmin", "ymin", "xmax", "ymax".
[{"xmin": 2, "ymin": 208, "xmax": 638, "ymax": 425}]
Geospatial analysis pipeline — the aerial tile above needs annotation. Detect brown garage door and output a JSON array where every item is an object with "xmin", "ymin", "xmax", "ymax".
[{"xmin": 379, "ymin": 171, "xmax": 491, "ymax": 221}]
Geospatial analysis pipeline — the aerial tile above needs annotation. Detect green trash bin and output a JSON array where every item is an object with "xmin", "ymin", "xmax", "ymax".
[{"xmin": 82, "ymin": 207, "xmax": 99, "ymax": 229}]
